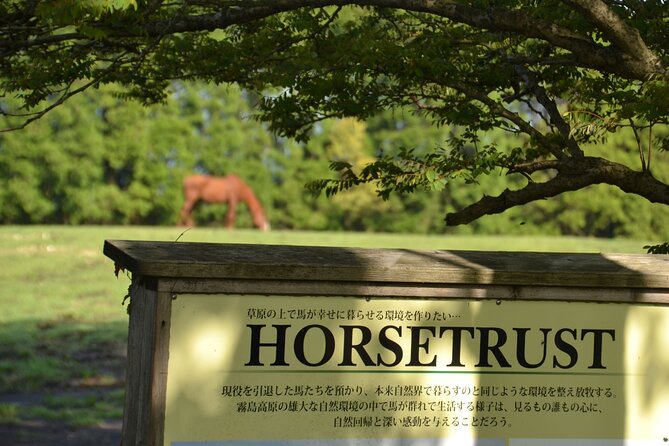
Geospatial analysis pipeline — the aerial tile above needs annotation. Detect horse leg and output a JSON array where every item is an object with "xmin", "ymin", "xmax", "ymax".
[
  {"xmin": 178, "ymin": 198, "xmax": 196, "ymax": 227},
  {"xmin": 225, "ymin": 200, "xmax": 237, "ymax": 229}
]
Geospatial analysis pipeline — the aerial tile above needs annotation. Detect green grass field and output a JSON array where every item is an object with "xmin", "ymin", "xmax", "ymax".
[{"xmin": 0, "ymin": 225, "xmax": 656, "ymax": 427}]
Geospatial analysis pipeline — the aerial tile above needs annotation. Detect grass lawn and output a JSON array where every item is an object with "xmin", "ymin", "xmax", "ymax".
[{"xmin": 0, "ymin": 224, "xmax": 656, "ymax": 428}]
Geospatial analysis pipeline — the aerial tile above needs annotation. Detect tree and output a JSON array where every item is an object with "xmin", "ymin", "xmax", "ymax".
[
  {"xmin": 0, "ymin": 85, "xmax": 191, "ymax": 224},
  {"xmin": 2, "ymin": 0, "xmax": 668, "ymax": 228}
]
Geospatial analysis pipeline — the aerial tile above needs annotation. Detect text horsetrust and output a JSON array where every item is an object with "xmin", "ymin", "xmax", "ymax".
[{"xmin": 245, "ymin": 324, "xmax": 616, "ymax": 370}]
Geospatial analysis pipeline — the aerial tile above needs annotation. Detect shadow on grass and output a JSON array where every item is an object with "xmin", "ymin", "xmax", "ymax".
[{"xmin": 0, "ymin": 318, "xmax": 127, "ymax": 439}]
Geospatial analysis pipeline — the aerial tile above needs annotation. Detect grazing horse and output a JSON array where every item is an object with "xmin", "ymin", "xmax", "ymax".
[{"xmin": 178, "ymin": 174, "xmax": 270, "ymax": 230}]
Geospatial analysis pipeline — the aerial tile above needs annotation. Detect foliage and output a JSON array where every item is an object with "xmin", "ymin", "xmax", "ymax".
[
  {"xmin": 2, "ymin": 1, "xmax": 669, "ymax": 233},
  {"xmin": 2, "ymin": 81, "xmax": 669, "ymax": 240},
  {"xmin": 645, "ymin": 242, "xmax": 669, "ymax": 254},
  {"xmin": 0, "ymin": 83, "xmax": 447, "ymax": 232}
]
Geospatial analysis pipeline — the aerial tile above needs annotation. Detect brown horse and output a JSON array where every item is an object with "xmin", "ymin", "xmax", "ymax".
[{"xmin": 178, "ymin": 174, "xmax": 270, "ymax": 230}]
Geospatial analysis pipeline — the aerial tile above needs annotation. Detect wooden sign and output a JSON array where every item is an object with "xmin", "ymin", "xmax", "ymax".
[{"xmin": 103, "ymin": 241, "xmax": 669, "ymax": 446}]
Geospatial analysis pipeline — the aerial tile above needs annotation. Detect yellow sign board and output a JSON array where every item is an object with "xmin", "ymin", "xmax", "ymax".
[{"xmin": 163, "ymin": 295, "xmax": 669, "ymax": 445}]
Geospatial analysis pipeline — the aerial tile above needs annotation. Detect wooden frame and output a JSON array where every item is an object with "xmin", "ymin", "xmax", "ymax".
[{"xmin": 103, "ymin": 240, "xmax": 669, "ymax": 446}]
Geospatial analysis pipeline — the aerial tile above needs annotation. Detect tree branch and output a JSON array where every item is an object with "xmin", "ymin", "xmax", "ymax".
[
  {"xmin": 4, "ymin": 1, "xmax": 661, "ymax": 81},
  {"xmin": 514, "ymin": 65, "xmax": 583, "ymax": 159},
  {"xmin": 511, "ymin": 160, "xmax": 562, "ymax": 174},
  {"xmin": 445, "ymin": 156, "xmax": 669, "ymax": 225},
  {"xmin": 561, "ymin": 0, "xmax": 662, "ymax": 74},
  {"xmin": 368, "ymin": 0, "xmax": 664, "ymax": 79}
]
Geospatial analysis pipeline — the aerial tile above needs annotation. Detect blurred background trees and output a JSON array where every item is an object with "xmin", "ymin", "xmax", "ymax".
[
  {"xmin": 3, "ymin": 2, "xmax": 669, "ymax": 242},
  {"xmin": 2, "ymin": 81, "xmax": 668, "ymax": 240}
]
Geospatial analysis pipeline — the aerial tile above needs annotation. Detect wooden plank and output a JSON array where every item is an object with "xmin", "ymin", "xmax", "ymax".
[
  {"xmin": 156, "ymin": 278, "xmax": 669, "ymax": 304},
  {"xmin": 149, "ymin": 291, "xmax": 171, "ymax": 446},
  {"xmin": 104, "ymin": 240, "xmax": 669, "ymax": 289},
  {"xmin": 122, "ymin": 278, "xmax": 156, "ymax": 446},
  {"xmin": 121, "ymin": 279, "xmax": 172, "ymax": 446}
]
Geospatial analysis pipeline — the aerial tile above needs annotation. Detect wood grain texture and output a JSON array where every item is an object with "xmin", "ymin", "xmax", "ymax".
[
  {"xmin": 149, "ymin": 291, "xmax": 171, "ymax": 446},
  {"xmin": 121, "ymin": 279, "xmax": 156, "ymax": 446},
  {"xmin": 121, "ymin": 280, "xmax": 172, "ymax": 446},
  {"xmin": 104, "ymin": 240, "xmax": 669, "ymax": 289}
]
